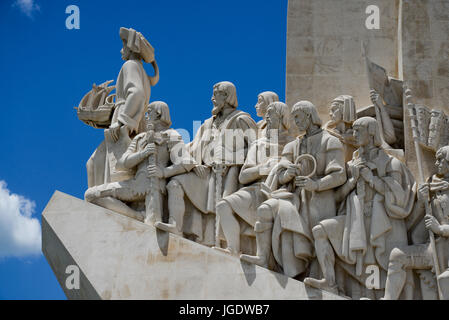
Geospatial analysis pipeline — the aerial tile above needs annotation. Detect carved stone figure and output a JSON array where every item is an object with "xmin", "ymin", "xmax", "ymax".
[
  {"xmin": 86, "ymin": 27, "xmax": 159, "ymax": 188},
  {"xmin": 370, "ymin": 89, "xmax": 397, "ymax": 147},
  {"xmin": 440, "ymin": 115, "xmax": 449, "ymax": 151},
  {"xmin": 240, "ymin": 101, "xmax": 346, "ymax": 278},
  {"xmin": 215, "ymin": 102, "xmax": 293, "ymax": 255},
  {"xmin": 416, "ymin": 105, "xmax": 431, "ymax": 146},
  {"xmin": 323, "ymin": 95, "xmax": 357, "ymax": 162},
  {"xmin": 84, "ymin": 101, "xmax": 195, "ymax": 222},
  {"xmin": 428, "ymin": 110, "xmax": 445, "ymax": 151},
  {"xmin": 304, "ymin": 117, "xmax": 415, "ymax": 299},
  {"xmin": 254, "ymin": 91, "xmax": 279, "ymax": 131},
  {"xmin": 155, "ymin": 81, "xmax": 258, "ymax": 246},
  {"xmin": 383, "ymin": 146, "xmax": 449, "ymax": 300}
]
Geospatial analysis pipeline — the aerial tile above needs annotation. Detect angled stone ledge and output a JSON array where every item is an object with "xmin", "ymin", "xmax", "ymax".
[{"xmin": 42, "ymin": 191, "xmax": 345, "ymax": 300}]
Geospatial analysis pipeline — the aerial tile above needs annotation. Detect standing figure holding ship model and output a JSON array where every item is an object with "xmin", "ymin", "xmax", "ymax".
[{"xmin": 86, "ymin": 27, "xmax": 159, "ymax": 189}]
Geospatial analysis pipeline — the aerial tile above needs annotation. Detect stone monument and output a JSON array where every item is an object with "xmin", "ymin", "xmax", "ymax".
[{"xmin": 42, "ymin": 1, "xmax": 449, "ymax": 300}]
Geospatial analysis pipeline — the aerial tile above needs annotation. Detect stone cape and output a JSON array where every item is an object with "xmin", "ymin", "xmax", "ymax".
[{"xmin": 42, "ymin": 191, "xmax": 345, "ymax": 300}]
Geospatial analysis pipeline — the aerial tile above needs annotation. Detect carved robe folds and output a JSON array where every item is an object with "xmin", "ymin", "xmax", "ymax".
[
  {"xmin": 223, "ymin": 134, "xmax": 291, "ymax": 234},
  {"xmin": 85, "ymin": 128, "xmax": 193, "ymax": 204},
  {"xmin": 319, "ymin": 148, "xmax": 415, "ymax": 291},
  {"xmin": 170, "ymin": 110, "xmax": 257, "ymax": 244},
  {"xmin": 87, "ymin": 59, "xmax": 151, "ymax": 187},
  {"xmin": 263, "ymin": 129, "xmax": 346, "ymax": 277}
]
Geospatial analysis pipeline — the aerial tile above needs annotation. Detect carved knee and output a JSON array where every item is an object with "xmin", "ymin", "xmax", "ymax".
[
  {"xmin": 84, "ymin": 187, "xmax": 100, "ymax": 202},
  {"xmin": 84, "ymin": 189, "xmax": 94, "ymax": 202},
  {"xmin": 254, "ymin": 203, "xmax": 274, "ymax": 233},
  {"xmin": 256, "ymin": 203, "xmax": 274, "ymax": 222},
  {"xmin": 167, "ymin": 179, "xmax": 184, "ymax": 197},
  {"xmin": 216, "ymin": 200, "xmax": 230, "ymax": 218},
  {"xmin": 388, "ymin": 248, "xmax": 407, "ymax": 271},
  {"xmin": 312, "ymin": 224, "xmax": 327, "ymax": 240}
]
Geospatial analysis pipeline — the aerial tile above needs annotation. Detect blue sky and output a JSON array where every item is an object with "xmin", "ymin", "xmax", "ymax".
[{"xmin": 0, "ymin": 0, "xmax": 287, "ymax": 299}]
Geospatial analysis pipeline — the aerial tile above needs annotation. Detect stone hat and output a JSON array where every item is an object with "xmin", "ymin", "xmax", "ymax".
[
  {"xmin": 119, "ymin": 27, "xmax": 155, "ymax": 63},
  {"xmin": 333, "ymin": 95, "xmax": 356, "ymax": 123}
]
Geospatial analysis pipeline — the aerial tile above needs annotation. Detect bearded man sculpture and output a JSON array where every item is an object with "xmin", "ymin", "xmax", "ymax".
[{"xmin": 155, "ymin": 81, "xmax": 258, "ymax": 246}]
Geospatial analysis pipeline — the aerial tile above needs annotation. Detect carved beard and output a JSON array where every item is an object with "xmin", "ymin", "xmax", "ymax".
[{"xmin": 212, "ymin": 103, "xmax": 225, "ymax": 116}]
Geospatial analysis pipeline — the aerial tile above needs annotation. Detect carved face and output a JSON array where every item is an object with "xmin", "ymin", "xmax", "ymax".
[
  {"xmin": 353, "ymin": 124, "xmax": 370, "ymax": 147},
  {"xmin": 266, "ymin": 106, "xmax": 282, "ymax": 131},
  {"xmin": 121, "ymin": 40, "xmax": 131, "ymax": 61},
  {"xmin": 255, "ymin": 95, "xmax": 268, "ymax": 118},
  {"xmin": 435, "ymin": 152, "xmax": 449, "ymax": 177},
  {"xmin": 292, "ymin": 109, "xmax": 311, "ymax": 133},
  {"xmin": 211, "ymin": 88, "xmax": 227, "ymax": 116},
  {"xmin": 417, "ymin": 107, "xmax": 427, "ymax": 121},
  {"xmin": 147, "ymin": 106, "xmax": 160, "ymax": 123},
  {"xmin": 329, "ymin": 102, "xmax": 343, "ymax": 123}
]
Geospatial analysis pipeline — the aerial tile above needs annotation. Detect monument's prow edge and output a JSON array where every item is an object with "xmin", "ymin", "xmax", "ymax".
[
  {"xmin": 42, "ymin": 191, "xmax": 101, "ymax": 300},
  {"xmin": 41, "ymin": 191, "xmax": 346, "ymax": 300}
]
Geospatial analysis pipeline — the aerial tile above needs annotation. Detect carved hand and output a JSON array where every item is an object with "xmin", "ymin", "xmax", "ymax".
[
  {"xmin": 194, "ymin": 165, "xmax": 208, "ymax": 179},
  {"xmin": 370, "ymin": 90, "xmax": 380, "ymax": 106},
  {"xmin": 349, "ymin": 163, "xmax": 361, "ymax": 181},
  {"xmin": 295, "ymin": 176, "xmax": 318, "ymax": 191},
  {"xmin": 147, "ymin": 164, "xmax": 164, "ymax": 179},
  {"xmin": 417, "ymin": 184, "xmax": 430, "ymax": 204},
  {"xmin": 425, "ymin": 215, "xmax": 442, "ymax": 235},
  {"xmin": 285, "ymin": 164, "xmax": 298, "ymax": 180},
  {"xmin": 360, "ymin": 167, "xmax": 374, "ymax": 184},
  {"xmin": 109, "ymin": 122, "xmax": 122, "ymax": 142},
  {"xmin": 261, "ymin": 158, "xmax": 280, "ymax": 173},
  {"xmin": 141, "ymin": 143, "xmax": 156, "ymax": 158}
]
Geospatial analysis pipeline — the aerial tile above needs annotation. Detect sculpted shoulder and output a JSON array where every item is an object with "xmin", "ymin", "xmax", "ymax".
[
  {"xmin": 122, "ymin": 59, "xmax": 142, "ymax": 70},
  {"xmin": 235, "ymin": 112, "xmax": 257, "ymax": 129},
  {"xmin": 283, "ymin": 139, "xmax": 298, "ymax": 155},
  {"xmin": 387, "ymin": 153, "xmax": 405, "ymax": 172},
  {"xmin": 164, "ymin": 128, "xmax": 184, "ymax": 141},
  {"xmin": 322, "ymin": 130, "xmax": 344, "ymax": 151}
]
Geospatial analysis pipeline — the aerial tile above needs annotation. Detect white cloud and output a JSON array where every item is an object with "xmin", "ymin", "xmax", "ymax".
[
  {"xmin": 13, "ymin": 0, "xmax": 40, "ymax": 18},
  {"xmin": 0, "ymin": 181, "xmax": 41, "ymax": 259}
]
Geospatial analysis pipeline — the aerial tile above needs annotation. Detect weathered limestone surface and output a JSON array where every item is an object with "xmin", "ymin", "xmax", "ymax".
[
  {"xmin": 401, "ymin": 0, "xmax": 449, "ymax": 179},
  {"xmin": 42, "ymin": 191, "xmax": 345, "ymax": 300},
  {"xmin": 286, "ymin": 0, "xmax": 400, "ymax": 120},
  {"xmin": 287, "ymin": 0, "xmax": 449, "ymax": 180}
]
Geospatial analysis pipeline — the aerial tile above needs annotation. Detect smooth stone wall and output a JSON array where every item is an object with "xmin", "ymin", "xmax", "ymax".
[{"xmin": 286, "ymin": 0, "xmax": 400, "ymax": 120}]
